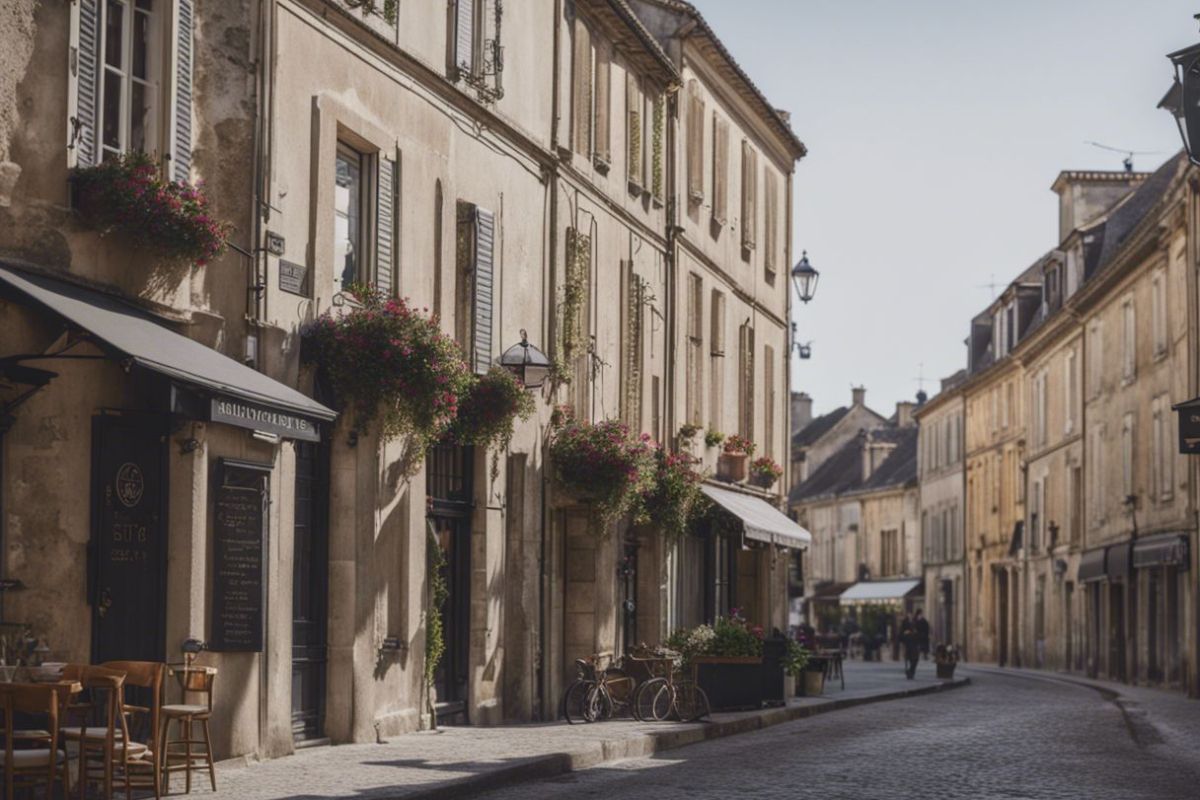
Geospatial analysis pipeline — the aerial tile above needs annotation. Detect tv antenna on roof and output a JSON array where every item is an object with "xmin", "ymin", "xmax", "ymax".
[
  {"xmin": 914, "ymin": 362, "xmax": 927, "ymax": 394},
  {"xmin": 1086, "ymin": 141, "xmax": 1161, "ymax": 173},
  {"xmin": 978, "ymin": 273, "xmax": 1002, "ymax": 300}
]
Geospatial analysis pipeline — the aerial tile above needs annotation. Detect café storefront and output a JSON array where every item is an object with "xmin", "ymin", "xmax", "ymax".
[{"xmin": 0, "ymin": 262, "xmax": 336, "ymax": 758}]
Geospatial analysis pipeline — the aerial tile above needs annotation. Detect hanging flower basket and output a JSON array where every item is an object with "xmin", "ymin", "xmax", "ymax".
[
  {"xmin": 70, "ymin": 151, "xmax": 230, "ymax": 265},
  {"xmin": 302, "ymin": 285, "xmax": 473, "ymax": 474},
  {"xmin": 548, "ymin": 419, "xmax": 654, "ymax": 528},
  {"xmin": 749, "ymin": 456, "xmax": 783, "ymax": 489},
  {"xmin": 638, "ymin": 446, "xmax": 703, "ymax": 540},
  {"xmin": 447, "ymin": 367, "xmax": 535, "ymax": 451}
]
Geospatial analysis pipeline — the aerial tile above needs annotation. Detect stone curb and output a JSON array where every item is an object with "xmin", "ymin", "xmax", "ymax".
[{"xmin": 394, "ymin": 676, "xmax": 972, "ymax": 800}]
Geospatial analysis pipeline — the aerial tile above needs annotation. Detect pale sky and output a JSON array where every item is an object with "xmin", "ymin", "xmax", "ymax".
[{"xmin": 690, "ymin": 0, "xmax": 1194, "ymax": 417}]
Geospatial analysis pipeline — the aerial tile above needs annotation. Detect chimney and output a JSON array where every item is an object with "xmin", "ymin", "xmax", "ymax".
[
  {"xmin": 791, "ymin": 392, "xmax": 813, "ymax": 434},
  {"xmin": 895, "ymin": 401, "xmax": 915, "ymax": 428},
  {"xmin": 1050, "ymin": 171, "xmax": 1145, "ymax": 242},
  {"xmin": 860, "ymin": 428, "xmax": 897, "ymax": 483},
  {"xmin": 851, "ymin": 386, "xmax": 866, "ymax": 408}
]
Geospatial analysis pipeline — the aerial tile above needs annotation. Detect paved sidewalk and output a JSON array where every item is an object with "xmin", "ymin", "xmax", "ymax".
[{"xmin": 187, "ymin": 660, "xmax": 966, "ymax": 800}]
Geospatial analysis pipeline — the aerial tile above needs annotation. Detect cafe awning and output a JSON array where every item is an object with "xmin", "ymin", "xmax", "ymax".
[
  {"xmin": 1078, "ymin": 547, "xmax": 1107, "ymax": 583},
  {"xmin": 700, "ymin": 484, "xmax": 811, "ymax": 549},
  {"xmin": 0, "ymin": 265, "xmax": 336, "ymax": 438},
  {"xmin": 1133, "ymin": 533, "xmax": 1191, "ymax": 569},
  {"xmin": 1106, "ymin": 541, "xmax": 1132, "ymax": 581},
  {"xmin": 839, "ymin": 579, "xmax": 922, "ymax": 606}
]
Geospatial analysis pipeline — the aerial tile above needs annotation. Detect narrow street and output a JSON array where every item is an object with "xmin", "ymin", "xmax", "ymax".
[{"xmin": 474, "ymin": 670, "xmax": 1200, "ymax": 800}]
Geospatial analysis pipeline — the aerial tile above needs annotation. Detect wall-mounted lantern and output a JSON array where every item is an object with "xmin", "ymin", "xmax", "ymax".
[
  {"xmin": 1165, "ymin": 28, "xmax": 1200, "ymax": 166},
  {"xmin": 500, "ymin": 329, "xmax": 551, "ymax": 390},
  {"xmin": 791, "ymin": 250, "xmax": 820, "ymax": 304}
]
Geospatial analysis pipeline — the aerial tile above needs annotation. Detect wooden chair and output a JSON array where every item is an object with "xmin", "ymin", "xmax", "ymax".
[
  {"xmin": 160, "ymin": 660, "xmax": 217, "ymax": 794},
  {"xmin": 61, "ymin": 664, "xmax": 147, "ymax": 800},
  {"xmin": 101, "ymin": 660, "xmax": 165, "ymax": 800},
  {"xmin": 0, "ymin": 682, "xmax": 71, "ymax": 799}
]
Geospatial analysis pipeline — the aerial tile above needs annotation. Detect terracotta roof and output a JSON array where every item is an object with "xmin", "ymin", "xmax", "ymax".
[{"xmin": 632, "ymin": 0, "xmax": 806, "ymax": 158}]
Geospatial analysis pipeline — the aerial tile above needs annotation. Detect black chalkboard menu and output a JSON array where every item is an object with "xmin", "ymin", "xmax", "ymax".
[{"xmin": 210, "ymin": 460, "xmax": 269, "ymax": 652}]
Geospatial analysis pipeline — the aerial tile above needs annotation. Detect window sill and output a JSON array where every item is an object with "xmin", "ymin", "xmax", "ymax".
[
  {"xmin": 628, "ymin": 179, "xmax": 644, "ymax": 196},
  {"xmin": 593, "ymin": 156, "xmax": 611, "ymax": 175}
]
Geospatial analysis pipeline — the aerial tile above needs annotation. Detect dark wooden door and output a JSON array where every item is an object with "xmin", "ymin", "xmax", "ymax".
[
  {"xmin": 996, "ymin": 570, "xmax": 1009, "ymax": 667},
  {"xmin": 427, "ymin": 444, "xmax": 473, "ymax": 720},
  {"xmin": 292, "ymin": 441, "xmax": 329, "ymax": 742},
  {"xmin": 91, "ymin": 414, "xmax": 167, "ymax": 664}
]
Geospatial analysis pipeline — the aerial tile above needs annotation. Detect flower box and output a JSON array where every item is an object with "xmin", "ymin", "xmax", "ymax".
[
  {"xmin": 749, "ymin": 472, "xmax": 775, "ymax": 489},
  {"xmin": 693, "ymin": 656, "xmax": 763, "ymax": 711},
  {"xmin": 936, "ymin": 661, "xmax": 957, "ymax": 680},
  {"xmin": 716, "ymin": 452, "xmax": 748, "ymax": 483}
]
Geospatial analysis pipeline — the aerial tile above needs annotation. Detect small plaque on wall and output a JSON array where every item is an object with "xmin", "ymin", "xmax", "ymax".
[{"xmin": 279, "ymin": 260, "xmax": 308, "ymax": 295}]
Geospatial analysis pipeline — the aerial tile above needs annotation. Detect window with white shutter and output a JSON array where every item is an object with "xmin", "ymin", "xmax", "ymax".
[
  {"xmin": 686, "ymin": 80, "xmax": 704, "ymax": 203},
  {"xmin": 472, "ymin": 206, "xmax": 495, "ymax": 374},
  {"xmin": 571, "ymin": 18, "xmax": 592, "ymax": 156},
  {"xmin": 764, "ymin": 344, "xmax": 775, "ymax": 458},
  {"xmin": 454, "ymin": 0, "xmax": 478, "ymax": 78},
  {"xmin": 375, "ymin": 151, "xmax": 398, "ymax": 297},
  {"xmin": 712, "ymin": 114, "xmax": 728, "ymax": 225},
  {"xmin": 593, "ymin": 41, "xmax": 611, "ymax": 167},
  {"xmin": 740, "ymin": 140, "xmax": 757, "ymax": 250},
  {"xmin": 764, "ymin": 168, "xmax": 778, "ymax": 280},
  {"xmin": 708, "ymin": 289, "xmax": 725, "ymax": 433}
]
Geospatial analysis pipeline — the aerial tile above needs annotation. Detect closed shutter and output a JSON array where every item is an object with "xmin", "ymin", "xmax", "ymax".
[
  {"xmin": 686, "ymin": 81, "xmax": 704, "ymax": 202},
  {"xmin": 764, "ymin": 344, "xmax": 775, "ymax": 458},
  {"xmin": 572, "ymin": 20, "xmax": 592, "ymax": 155},
  {"xmin": 741, "ymin": 140, "xmax": 757, "ymax": 250},
  {"xmin": 375, "ymin": 152, "xmax": 397, "ymax": 297},
  {"xmin": 593, "ymin": 42, "xmax": 611, "ymax": 164},
  {"xmin": 172, "ymin": 0, "xmax": 195, "ymax": 182},
  {"xmin": 472, "ymin": 207, "xmax": 495, "ymax": 374},
  {"xmin": 455, "ymin": 0, "xmax": 476, "ymax": 76},
  {"xmin": 712, "ymin": 115, "xmax": 728, "ymax": 224},
  {"xmin": 626, "ymin": 73, "xmax": 642, "ymax": 187},
  {"xmin": 764, "ymin": 168, "xmax": 777, "ymax": 274},
  {"xmin": 71, "ymin": 0, "xmax": 100, "ymax": 167}
]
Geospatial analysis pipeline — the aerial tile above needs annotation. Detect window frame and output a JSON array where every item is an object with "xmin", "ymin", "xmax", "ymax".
[
  {"xmin": 333, "ymin": 141, "xmax": 371, "ymax": 296},
  {"xmin": 97, "ymin": 0, "xmax": 166, "ymax": 161}
]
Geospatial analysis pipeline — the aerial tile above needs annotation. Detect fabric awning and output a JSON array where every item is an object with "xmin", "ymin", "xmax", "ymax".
[
  {"xmin": 1078, "ymin": 548, "xmax": 1107, "ymax": 583},
  {"xmin": 1106, "ymin": 541, "xmax": 1132, "ymax": 581},
  {"xmin": 0, "ymin": 265, "xmax": 336, "ymax": 437},
  {"xmin": 838, "ymin": 579, "xmax": 922, "ymax": 605},
  {"xmin": 700, "ymin": 484, "xmax": 811, "ymax": 549},
  {"xmin": 1133, "ymin": 534, "xmax": 1190, "ymax": 569}
]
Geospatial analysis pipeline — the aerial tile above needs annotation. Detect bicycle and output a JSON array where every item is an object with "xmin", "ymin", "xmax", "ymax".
[
  {"xmin": 561, "ymin": 653, "xmax": 636, "ymax": 724},
  {"xmin": 632, "ymin": 665, "xmax": 711, "ymax": 723}
]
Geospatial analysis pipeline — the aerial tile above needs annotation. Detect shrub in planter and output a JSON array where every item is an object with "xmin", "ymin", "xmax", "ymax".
[
  {"xmin": 638, "ymin": 447, "xmax": 703, "ymax": 540},
  {"xmin": 749, "ymin": 456, "xmax": 783, "ymax": 489},
  {"xmin": 704, "ymin": 429, "xmax": 725, "ymax": 449},
  {"xmin": 548, "ymin": 419, "xmax": 654, "ymax": 528},
  {"xmin": 669, "ymin": 610, "xmax": 767, "ymax": 711},
  {"xmin": 723, "ymin": 434, "xmax": 756, "ymax": 457},
  {"xmin": 303, "ymin": 286, "xmax": 473, "ymax": 474},
  {"xmin": 447, "ymin": 367, "xmax": 535, "ymax": 451},
  {"xmin": 71, "ymin": 151, "xmax": 230, "ymax": 265}
]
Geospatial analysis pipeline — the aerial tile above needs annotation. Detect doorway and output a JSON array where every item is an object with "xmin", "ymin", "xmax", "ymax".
[
  {"xmin": 90, "ymin": 413, "xmax": 167, "ymax": 664},
  {"xmin": 427, "ymin": 444, "xmax": 474, "ymax": 723},
  {"xmin": 1108, "ymin": 582, "xmax": 1126, "ymax": 682},
  {"xmin": 996, "ymin": 569, "xmax": 1009, "ymax": 667},
  {"xmin": 618, "ymin": 538, "xmax": 638, "ymax": 655},
  {"xmin": 292, "ymin": 441, "xmax": 330, "ymax": 743}
]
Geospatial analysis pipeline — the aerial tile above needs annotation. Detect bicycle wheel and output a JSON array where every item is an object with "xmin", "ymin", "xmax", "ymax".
[
  {"xmin": 562, "ymin": 679, "xmax": 595, "ymax": 724},
  {"xmin": 633, "ymin": 677, "xmax": 667, "ymax": 721},
  {"xmin": 602, "ymin": 668, "xmax": 636, "ymax": 718},
  {"xmin": 672, "ymin": 680, "xmax": 711, "ymax": 722}
]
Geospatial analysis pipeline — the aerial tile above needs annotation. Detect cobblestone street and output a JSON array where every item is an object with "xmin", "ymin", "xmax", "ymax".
[{"xmin": 475, "ymin": 667, "xmax": 1200, "ymax": 800}]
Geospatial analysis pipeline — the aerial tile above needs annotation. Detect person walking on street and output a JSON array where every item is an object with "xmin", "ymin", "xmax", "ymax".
[
  {"xmin": 900, "ymin": 614, "xmax": 920, "ymax": 679},
  {"xmin": 915, "ymin": 609, "xmax": 931, "ymax": 660}
]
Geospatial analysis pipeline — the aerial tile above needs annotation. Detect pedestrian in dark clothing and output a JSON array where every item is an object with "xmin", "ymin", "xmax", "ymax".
[
  {"xmin": 899, "ymin": 615, "xmax": 920, "ymax": 679},
  {"xmin": 914, "ymin": 609, "xmax": 931, "ymax": 660}
]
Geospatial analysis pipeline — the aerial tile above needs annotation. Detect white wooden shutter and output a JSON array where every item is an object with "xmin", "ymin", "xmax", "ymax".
[
  {"xmin": 712, "ymin": 115, "xmax": 728, "ymax": 224},
  {"xmin": 686, "ymin": 80, "xmax": 704, "ymax": 201},
  {"xmin": 472, "ymin": 206, "xmax": 495, "ymax": 374},
  {"xmin": 741, "ymin": 140, "xmax": 757, "ymax": 250},
  {"xmin": 455, "ymin": 0, "xmax": 476, "ymax": 76},
  {"xmin": 375, "ymin": 152, "xmax": 397, "ymax": 296},
  {"xmin": 572, "ymin": 20, "xmax": 592, "ymax": 156},
  {"xmin": 593, "ymin": 42, "xmax": 611, "ymax": 164},
  {"xmin": 171, "ymin": 0, "xmax": 195, "ymax": 182},
  {"xmin": 764, "ymin": 168, "xmax": 778, "ymax": 273},
  {"xmin": 71, "ymin": 0, "xmax": 100, "ymax": 168}
]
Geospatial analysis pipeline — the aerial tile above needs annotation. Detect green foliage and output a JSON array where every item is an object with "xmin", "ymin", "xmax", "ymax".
[
  {"xmin": 628, "ymin": 109, "xmax": 642, "ymax": 187},
  {"xmin": 448, "ymin": 367, "xmax": 535, "ymax": 451},
  {"xmin": 549, "ymin": 418, "xmax": 654, "ymax": 530},
  {"xmin": 677, "ymin": 422, "xmax": 701, "ymax": 441},
  {"xmin": 344, "ymin": 0, "xmax": 398, "ymax": 24},
  {"xmin": 666, "ymin": 609, "xmax": 765, "ymax": 668},
  {"xmin": 723, "ymin": 434, "xmax": 756, "ymax": 456},
  {"xmin": 424, "ymin": 525, "xmax": 449, "ymax": 691},
  {"xmin": 638, "ymin": 447, "xmax": 703, "ymax": 540},
  {"xmin": 783, "ymin": 640, "xmax": 811, "ymax": 677},
  {"xmin": 750, "ymin": 456, "xmax": 783, "ymax": 486},
  {"xmin": 552, "ymin": 229, "xmax": 590, "ymax": 385},
  {"xmin": 303, "ymin": 286, "xmax": 473, "ymax": 475},
  {"xmin": 651, "ymin": 96, "xmax": 665, "ymax": 200},
  {"xmin": 704, "ymin": 429, "xmax": 725, "ymax": 448}
]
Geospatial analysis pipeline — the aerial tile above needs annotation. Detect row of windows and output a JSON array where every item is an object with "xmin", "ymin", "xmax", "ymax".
[
  {"xmin": 922, "ymin": 505, "xmax": 961, "ymax": 564},
  {"xmin": 920, "ymin": 412, "xmax": 962, "ymax": 475}
]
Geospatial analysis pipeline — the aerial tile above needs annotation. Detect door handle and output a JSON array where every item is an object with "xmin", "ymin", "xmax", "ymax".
[{"xmin": 98, "ymin": 588, "xmax": 113, "ymax": 618}]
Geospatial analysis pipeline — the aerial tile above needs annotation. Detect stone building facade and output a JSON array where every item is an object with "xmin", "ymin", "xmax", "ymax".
[{"xmin": 0, "ymin": 0, "xmax": 806, "ymax": 764}]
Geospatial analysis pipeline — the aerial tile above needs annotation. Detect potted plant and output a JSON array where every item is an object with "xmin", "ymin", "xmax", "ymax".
[
  {"xmin": 935, "ymin": 643, "xmax": 959, "ymax": 679},
  {"xmin": 749, "ymin": 456, "xmax": 783, "ymax": 489},
  {"xmin": 704, "ymin": 429, "xmax": 725, "ymax": 449},
  {"xmin": 548, "ymin": 419, "xmax": 654, "ymax": 529},
  {"xmin": 668, "ymin": 609, "xmax": 766, "ymax": 711},
  {"xmin": 717, "ymin": 434, "xmax": 755, "ymax": 483},
  {"xmin": 638, "ymin": 447, "xmax": 703, "ymax": 540}
]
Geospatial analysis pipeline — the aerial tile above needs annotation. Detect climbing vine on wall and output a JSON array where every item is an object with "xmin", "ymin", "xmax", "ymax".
[
  {"xmin": 424, "ymin": 524, "xmax": 449, "ymax": 697},
  {"xmin": 628, "ymin": 109, "xmax": 643, "ymax": 190},
  {"xmin": 552, "ymin": 228, "xmax": 591, "ymax": 386},
  {"xmin": 344, "ymin": 0, "xmax": 398, "ymax": 24},
  {"xmin": 652, "ymin": 96, "xmax": 665, "ymax": 201}
]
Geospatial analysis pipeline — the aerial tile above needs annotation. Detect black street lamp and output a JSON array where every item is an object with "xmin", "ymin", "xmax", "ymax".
[
  {"xmin": 791, "ymin": 250, "xmax": 819, "ymax": 304},
  {"xmin": 499, "ymin": 329, "xmax": 551, "ymax": 390},
  {"xmin": 1165, "ymin": 21, "xmax": 1200, "ymax": 166}
]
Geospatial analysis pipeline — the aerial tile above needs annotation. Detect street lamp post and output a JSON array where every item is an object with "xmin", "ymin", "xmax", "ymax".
[
  {"xmin": 791, "ymin": 251, "xmax": 820, "ymax": 358},
  {"xmin": 1165, "ymin": 17, "xmax": 1200, "ymax": 166}
]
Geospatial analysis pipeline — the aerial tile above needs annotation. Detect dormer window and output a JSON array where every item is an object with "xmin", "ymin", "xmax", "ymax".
[{"xmin": 1044, "ymin": 265, "xmax": 1062, "ymax": 311}]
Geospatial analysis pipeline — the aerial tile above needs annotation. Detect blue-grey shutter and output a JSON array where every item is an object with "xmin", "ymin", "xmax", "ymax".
[
  {"xmin": 455, "ymin": 0, "xmax": 475, "ymax": 76},
  {"xmin": 173, "ymin": 0, "xmax": 194, "ymax": 182},
  {"xmin": 375, "ymin": 153, "xmax": 396, "ymax": 296},
  {"xmin": 472, "ymin": 207, "xmax": 495, "ymax": 374},
  {"xmin": 74, "ymin": 0, "xmax": 100, "ymax": 167}
]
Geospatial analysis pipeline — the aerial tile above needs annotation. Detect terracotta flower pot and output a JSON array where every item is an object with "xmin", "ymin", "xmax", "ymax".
[
  {"xmin": 717, "ymin": 452, "xmax": 748, "ymax": 482},
  {"xmin": 803, "ymin": 670, "xmax": 824, "ymax": 696}
]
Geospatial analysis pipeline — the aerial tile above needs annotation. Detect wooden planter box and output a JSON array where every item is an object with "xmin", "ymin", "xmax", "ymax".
[
  {"xmin": 716, "ymin": 452, "xmax": 748, "ymax": 482},
  {"xmin": 936, "ymin": 661, "xmax": 957, "ymax": 679},
  {"xmin": 693, "ymin": 656, "xmax": 763, "ymax": 711}
]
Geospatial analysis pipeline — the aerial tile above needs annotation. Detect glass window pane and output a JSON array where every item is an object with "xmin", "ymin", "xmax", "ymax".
[
  {"xmin": 103, "ymin": 70, "xmax": 123, "ymax": 149},
  {"xmin": 136, "ymin": 0, "xmax": 154, "ymax": 10},
  {"xmin": 334, "ymin": 148, "xmax": 362, "ymax": 292},
  {"xmin": 132, "ymin": 9, "xmax": 151, "ymax": 80},
  {"xmin": 106, "ymin": 0, "xmax": 125, "ymax": 70},
  {"xmin": 130, "ymin": 80, "xmax": 152, "ymax": 152}
]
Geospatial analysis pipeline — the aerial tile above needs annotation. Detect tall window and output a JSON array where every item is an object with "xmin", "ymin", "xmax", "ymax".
[
  {"xmin": 99, "ymin": 0, "xmax": 162, "ymax": 160},
  {"xmin": 740, "ymin": 139, "xmax": 758, "ymax": 251},
  {"xmin": 621, "ymin": 262, "xmax": 645, "ymax": 430},
  {"xmin": 1090, "ymin": 424, "xmax": 1106, "ymax": 524},
  {"xmin": 1152, "ymin": 394, "xmax": 1174, "ymax": 502},
  {"xmin": 1065, "ymin": 347, "xmax": 1078, "ymax": 434},
  {"xmin": 1152, "ymin": 268, "xmax": 1168, "ymax": 358},
  {"xmin": 592, "ymin": 41, "xmax": 611, "ymax": 166},
  {"xmin": 764, "ymin": 344, "xmax": 776, "ymax": 459},
  {"xmin": 880, "ymin": 529, "xmax": 900, "ymax": 577},
  {"xmin": 571, "ymin": 17, "xmax": 592, "ymax": 156},
  {"xmin": 1070, "ymin": 465, "xmax": 1083, "ymax": 545},
  {"xmin": 1121, "ymin": 413, "xmax": 1135, "ymax": 499},
  {"xmin": 1122, "ymin": 296, "xmax": 1136, "ymax": 381},
  {"xmin": 738, "ymin": 322, "xmax": 755, "ymax": 440},
  {"xmin": 686, "ymin": 80, "xmax": 705, "ymax": 203},
  {"xmin": 334, "ymin": 143, "xmax": 366, "ymax": 294},
  {"xmin": 685, "ymin": 273, "xmax": 703, "ymax": 426},
  {"xmin": 763, "ymin": 168, "xmax": 779, "ymax": 281},
  {"xmin": 1088, "ymin": 320, "xmax": 1104, "ymax": 398},
  {"xmin": 708, "ymin": 290, "xmax": 726, "ymax": 433},
  {"xmin": 626, "ymin": 73, "xmax": 645, "ymax": 190},
  {"xmin": 711, "ymin": 113, "xmax": 729, "ymax": 224}
]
